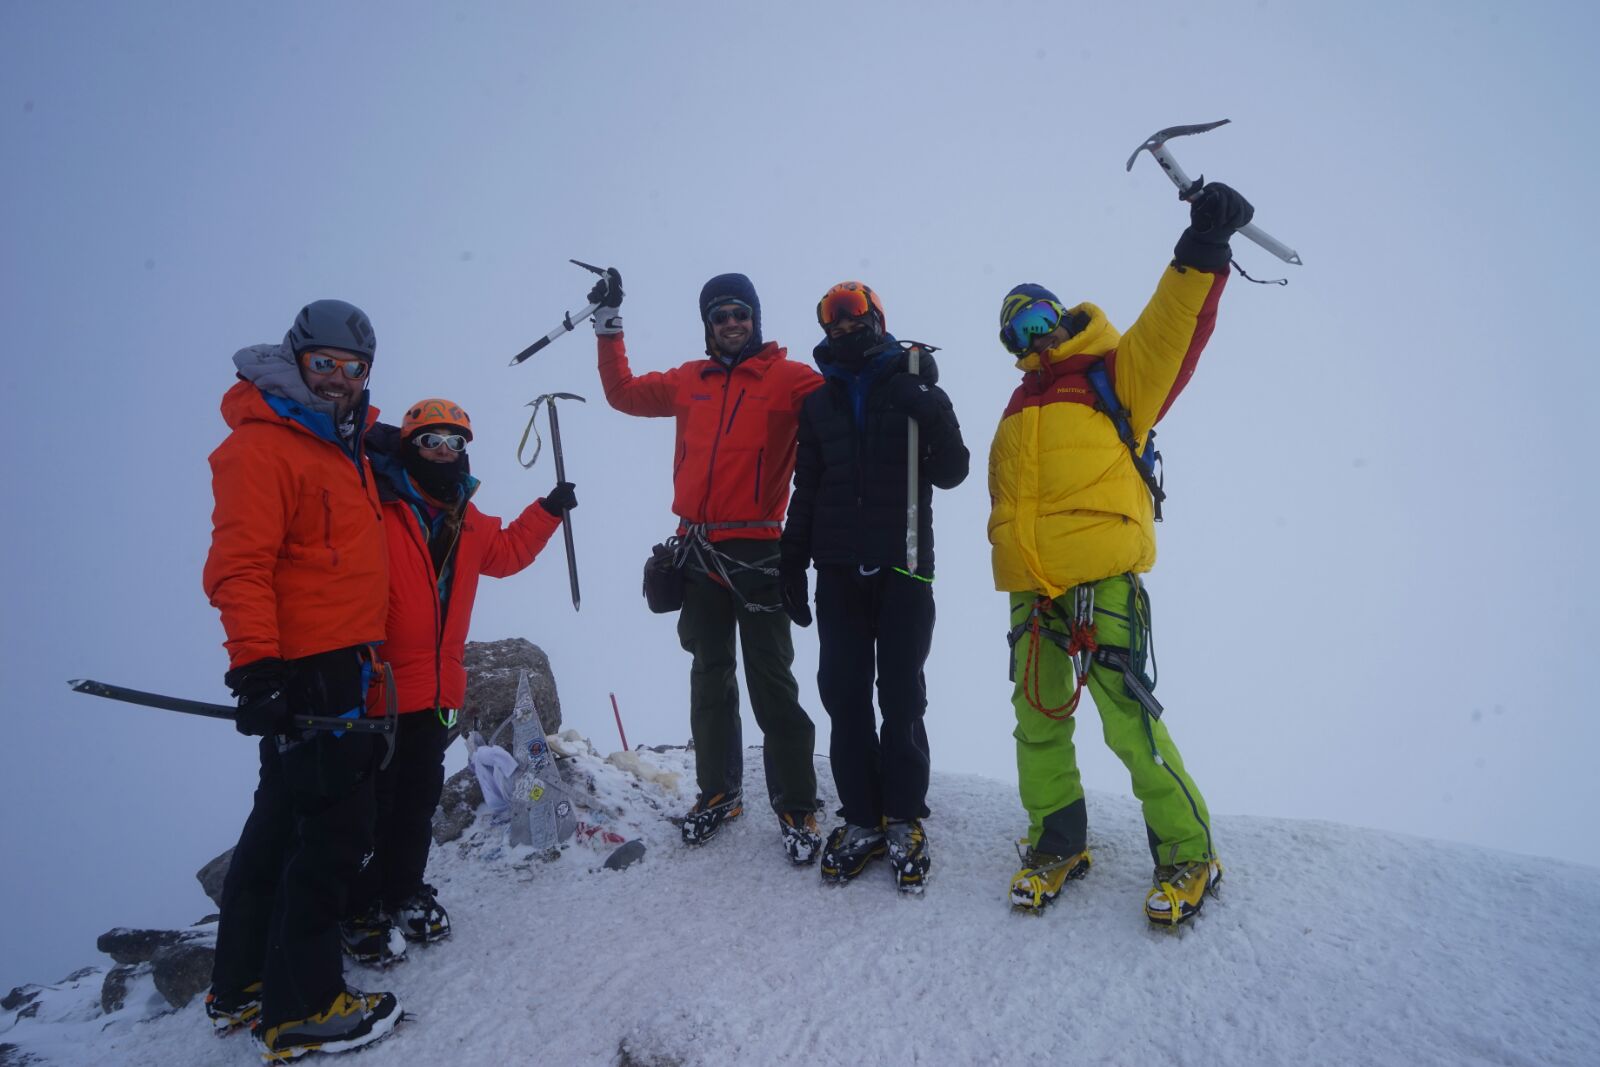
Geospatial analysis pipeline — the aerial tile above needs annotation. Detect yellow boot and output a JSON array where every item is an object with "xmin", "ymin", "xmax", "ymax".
[
  {"xmin": 1144, "ymin": 859, "xmax": 1223, "ymax": 926},
  {"xmin": 1009, "ymin": 846, "xmax": 1092, "ymax": 912}
]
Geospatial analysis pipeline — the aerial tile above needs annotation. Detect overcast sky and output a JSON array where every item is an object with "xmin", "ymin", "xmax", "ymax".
[{"xmin": 3, "ymin": 1, "xmax": 1596, "ymax": 993}]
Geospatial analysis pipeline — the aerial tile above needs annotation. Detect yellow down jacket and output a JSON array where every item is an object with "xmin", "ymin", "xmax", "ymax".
[{"xmin": 987, "ymin": 264, "xmax": 1228, "ymax": 597}]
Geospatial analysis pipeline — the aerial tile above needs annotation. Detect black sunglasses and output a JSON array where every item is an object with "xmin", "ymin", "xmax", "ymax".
[{"xmin": 709, "ymin": 304, "xmax": 752, "ymax": 326}]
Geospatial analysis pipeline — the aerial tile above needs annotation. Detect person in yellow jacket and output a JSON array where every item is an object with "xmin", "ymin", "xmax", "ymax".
[{"xmin": 988, "ymin": 182, "xmax": 1253, "ymax": 925}]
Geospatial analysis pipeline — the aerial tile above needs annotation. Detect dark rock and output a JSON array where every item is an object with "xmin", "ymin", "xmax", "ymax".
[
  {"xmin": 461, "ymin": 638, "xmax": 561, "ymax": 743},
  {"xmin": 197, "ymin": 848, "xmax": 234, "ymax": 909},
  {"xmin": 96, "ymin": 928, "xmax": 209, "ymax": 966},
  {"xmin": 0, "ymin": 986, "xmax": 38, "ymax": 1012},
  {"xmin": 63, "ymin": 967, "xmax": 97, "ymax": 983},
  {"xmin": 150, "ymin": 943, "xmax": 214, "ymax": 1009},
  {"xmin": 101, "ymin": 962, "xmax": 147, "ymax": 1014},
  {"xmin": 0, "ymin": 1041, "xmax": 43, "ymax": 1066},
  {"xmin": 433, "ymin": 766, "xmax": 484, "ymax": 845}
]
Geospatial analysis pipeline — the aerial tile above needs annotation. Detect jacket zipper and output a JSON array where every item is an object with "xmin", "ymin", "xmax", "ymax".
[
  {"xmin": 322, "ymin": 491, "xmax": 340, "ymax": 566},
  {"xmin": 697, "ymin": 368, "xmax": 735, "ymax": 521}
]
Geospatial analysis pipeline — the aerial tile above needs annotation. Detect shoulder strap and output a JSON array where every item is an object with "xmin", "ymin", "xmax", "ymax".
[{"xmin": 1085, "ymin": 361, "xmax": 1167, "ymax": 522}]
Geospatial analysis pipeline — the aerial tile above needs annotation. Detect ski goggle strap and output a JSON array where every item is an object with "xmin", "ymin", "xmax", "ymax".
[{"xmin": 999, "ymin": 299, "xmax": 1065, "ymax": 355}]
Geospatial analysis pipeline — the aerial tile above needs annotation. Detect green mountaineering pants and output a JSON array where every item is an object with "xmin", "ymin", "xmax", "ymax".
[
  {"xmin": 1009, "ymin": 574, "xmax": 1213, "ymax": 867},
  {"xmin": 678, "ymin": 538, "xmax": 818, "ymax": 814}
]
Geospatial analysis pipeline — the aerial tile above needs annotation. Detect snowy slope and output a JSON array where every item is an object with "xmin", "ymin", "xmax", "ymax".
[{"xmin": 4, "ymin": 739, "xmax": 1596, "ymax": 1067}]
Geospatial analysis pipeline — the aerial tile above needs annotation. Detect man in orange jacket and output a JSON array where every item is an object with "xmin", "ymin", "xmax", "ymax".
[
  {"xmin": 339, "ymin": 397, "xmax": 571, "ymax": 961},
  {"xmin": 588, "ymin": 269, "xmax": 824, "ymax": 862},
  {"xmin": 201, "ymin": 299, "xmax": 400, "ymax": 1061}
]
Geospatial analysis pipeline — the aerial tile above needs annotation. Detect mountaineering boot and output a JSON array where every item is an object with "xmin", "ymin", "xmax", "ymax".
[
  {"xmin": 389, "ymin": 883, "xmax": 450, "ymax": 944},
  {"xmin": 254, "ymin": 988, "xmax": 401, "ymax": 1062},
  {"xmin": 1145, "ymin": 859, "xmax": 1223, "ymax": 927},
  {"xmin": 680, "ymin": 791, "xmax": 743, "ymax": 846},
  {"xmin": 204, "ymin": 980, "xmax": 262, "ymax": 1034},
  {"xmin": 1009, "ymin": 846, "xmax": 1092, "ymax": 913},
  {"xmin": 339, "ymin": 903, "xmax": 407, "ymax": 966},
  {"xmin": 885, "ymin": 819, "xmax": 931, "ymax": 894},
  {"xmin": 778, "ymin": 811, "xmax": 823, "ymax": 865},
  {"xmin": 819, "ymin": 822, "xmax": 887, "ymax": 884}
]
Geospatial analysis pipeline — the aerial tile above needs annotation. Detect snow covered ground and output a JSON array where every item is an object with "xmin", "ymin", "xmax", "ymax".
[{"xmin": 4, "ymin": 739, "xmax": 1596, "ymax": 1067}]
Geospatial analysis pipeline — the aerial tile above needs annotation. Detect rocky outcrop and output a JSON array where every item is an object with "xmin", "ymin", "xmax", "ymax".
[
  {"xmin": 94, "ymin": 927, "xmax": 215, "ymax": 1010},
  {"xmin": 461, "ymin": 638, "xmax": 562, "ymax": 741}
]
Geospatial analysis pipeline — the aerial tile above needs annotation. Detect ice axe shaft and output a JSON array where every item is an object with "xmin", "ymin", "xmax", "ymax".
[
  {"xmin": 1126, "ymin": 120, "xmax": 1302, "ymax": 266},
  {"xmin": 522, "ymin": 392, "xmax": 587, "ymax": 611}
]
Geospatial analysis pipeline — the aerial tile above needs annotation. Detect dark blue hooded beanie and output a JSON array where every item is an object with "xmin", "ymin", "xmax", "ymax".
[{"xmin": 699, "ymin": 273, "xmax": 763, "ymax": 362}]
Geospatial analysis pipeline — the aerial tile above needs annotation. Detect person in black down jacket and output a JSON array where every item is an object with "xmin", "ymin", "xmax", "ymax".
[{"xmin": 780, "ymin": 281, "xmax": 969, "ymax": 894}]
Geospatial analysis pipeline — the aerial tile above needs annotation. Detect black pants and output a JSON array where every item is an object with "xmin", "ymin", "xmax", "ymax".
[
  {"xmin": 814, "ymin": 565, "xmax": 935, "ymax": 827},
  {"xmin": 210, "ymin": 646, "xmax": 379, "ymax": 1028},
  {"xmin": 348, "ymin": 710, "xmax": 450, "ymax": 914}
]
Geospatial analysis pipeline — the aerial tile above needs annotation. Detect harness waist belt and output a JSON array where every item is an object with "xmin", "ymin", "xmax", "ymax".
[{"xmin": 679, "ymin": 519, "xmax": 783, "ymax": 531}]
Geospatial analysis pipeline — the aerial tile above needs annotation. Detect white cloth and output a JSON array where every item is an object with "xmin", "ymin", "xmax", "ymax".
[{"xmin": 470, "ymin": 744, "xmax": 521, "ymax": 815}]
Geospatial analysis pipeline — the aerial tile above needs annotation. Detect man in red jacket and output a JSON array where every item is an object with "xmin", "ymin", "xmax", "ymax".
[
  {"xmin": 202, "ymin": 299, "xmax": 400, "ymax": 1061},
  {"xmin": 340, "ymin": 397, "xmax": 572, "ymax": 961},
  {"xmin": 589, "ymin": 269, "xmax": 823, "ymax": 862}
]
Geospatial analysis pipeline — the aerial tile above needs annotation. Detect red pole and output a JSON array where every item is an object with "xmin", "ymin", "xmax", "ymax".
[{"xmin": 609, "ymin": 691, "xmax": 629, "ymax": 751}]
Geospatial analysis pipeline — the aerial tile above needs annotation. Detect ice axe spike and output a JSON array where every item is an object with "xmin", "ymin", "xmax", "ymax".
[{"xmin": 1126, "ymin": 119, "xmax": 1303, "ymax": 266}]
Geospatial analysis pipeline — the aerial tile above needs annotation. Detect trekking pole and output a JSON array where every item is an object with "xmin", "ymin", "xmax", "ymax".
[
  {"xmin": 508, "ymin": 260, "xmax": 610, "ymax": 366},
  {"xmin": 905, "ymin": 345, "xmax": 921, "ymax": 574},
  {"xmin": 520, "ymin": 392, "xmax": 587, "ymax": 611},
  {"xmin": 1125, "ymin": 119, "xmax": 1303, "ymax": 266}
]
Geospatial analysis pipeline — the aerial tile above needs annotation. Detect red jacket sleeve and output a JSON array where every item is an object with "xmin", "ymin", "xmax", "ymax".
[
  {"xmin": 598, "ymin": 333, "xmax": 682, "ymax": 417},
  {"xmin": 202, "ymin": 427, "xmax": 294, "ymax": 666},
  {"xmin": 478, "ymin": 500, "xmax": 562, "ymax": 579}
]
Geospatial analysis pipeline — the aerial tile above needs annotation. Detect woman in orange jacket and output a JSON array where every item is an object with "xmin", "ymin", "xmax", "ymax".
[{"xmin": 340, "ymin": 398, "xmax": 572, "ymax": 962}]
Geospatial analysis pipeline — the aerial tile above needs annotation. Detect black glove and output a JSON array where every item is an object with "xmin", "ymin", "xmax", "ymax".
[
  {"xmin": 884, "ymin": 373, "xmax": 944, "ymax": 425},
  {"xmin": 587, "ymin": 267, "xmax": 623, "ymax": 308},
  {"xmin": 1173, "ymin": 182, "xmax": 1255, "ymax": 272},
  {"xmin": 224, "ymin": 657, "xmax": 290, "ymax": 737},
  {"xmin": 539, "ymin": 481, "xmax": 578, "ymax": 516},
  {"xmin": 780, "ymin": 556, "xmax": 812, "ymax": 628}
]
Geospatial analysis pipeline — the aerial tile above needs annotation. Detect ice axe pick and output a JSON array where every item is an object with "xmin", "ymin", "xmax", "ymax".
[{"xmin": 1126, "ymin": 119, "xmax": 1302, "ymax": 266}]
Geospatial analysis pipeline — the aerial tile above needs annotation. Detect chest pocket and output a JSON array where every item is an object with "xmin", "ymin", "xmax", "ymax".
[{"xmin": 720, "ymin": 388, "xmax": 773, "ymax": 452}]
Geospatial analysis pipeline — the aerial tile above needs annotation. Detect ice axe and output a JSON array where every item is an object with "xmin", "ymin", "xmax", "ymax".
[
  {"xmin": 508, "ymin": 260, "xmax": 609, "ymax": 366},
  {"xmin": 1125, "ymin": 120, "xmax": 1303, "ymax": 266},
  {"xmin": 518, "ymin": 392, "xmax": 586, "ymax": 610}
]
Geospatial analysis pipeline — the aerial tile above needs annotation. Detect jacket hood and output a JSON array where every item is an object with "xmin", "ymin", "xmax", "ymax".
[
  {"xmin": 232, "ymin": 341, "xmax": 363, "ymax": 421},
  {"xmin": 1011, "ymin": 302, "xmax": 1120, "ymax": 373},
  {"xmin": 699, "ymin": 272, "xmax": 764, "ymax": 361}
]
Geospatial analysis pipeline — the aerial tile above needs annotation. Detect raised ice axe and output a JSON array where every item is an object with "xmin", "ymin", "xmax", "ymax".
[
  {"xmin": 508, "ymin": 260, "xmax": 609, "ymax": 366},
  {"xmin": 519, "ymin": 392, "xmax": 587, "ymax": 610},
  {"xmin": 1126, "ymin": 120, "xmax": 1302, "ymax": 266}
]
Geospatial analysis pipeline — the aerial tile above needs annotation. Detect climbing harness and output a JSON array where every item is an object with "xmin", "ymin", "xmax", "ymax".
[{"xmin": 679, "ymin": 520, "xmax": 783, "ymax": 614}]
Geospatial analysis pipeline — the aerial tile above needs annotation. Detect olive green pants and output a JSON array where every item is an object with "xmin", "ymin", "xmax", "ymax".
[
  {"xmin": 678, "ymin": 539, "xmax": 817, "ymax": 814},
  {"xmin": 1010, "ymin": 575, "xmax": 1213, "ymax": 866}
]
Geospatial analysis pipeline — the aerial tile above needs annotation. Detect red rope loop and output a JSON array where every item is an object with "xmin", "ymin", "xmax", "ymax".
[{"xmin": 1019, "ymin": 597, "xmax": 1097, "ymax": 721}]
